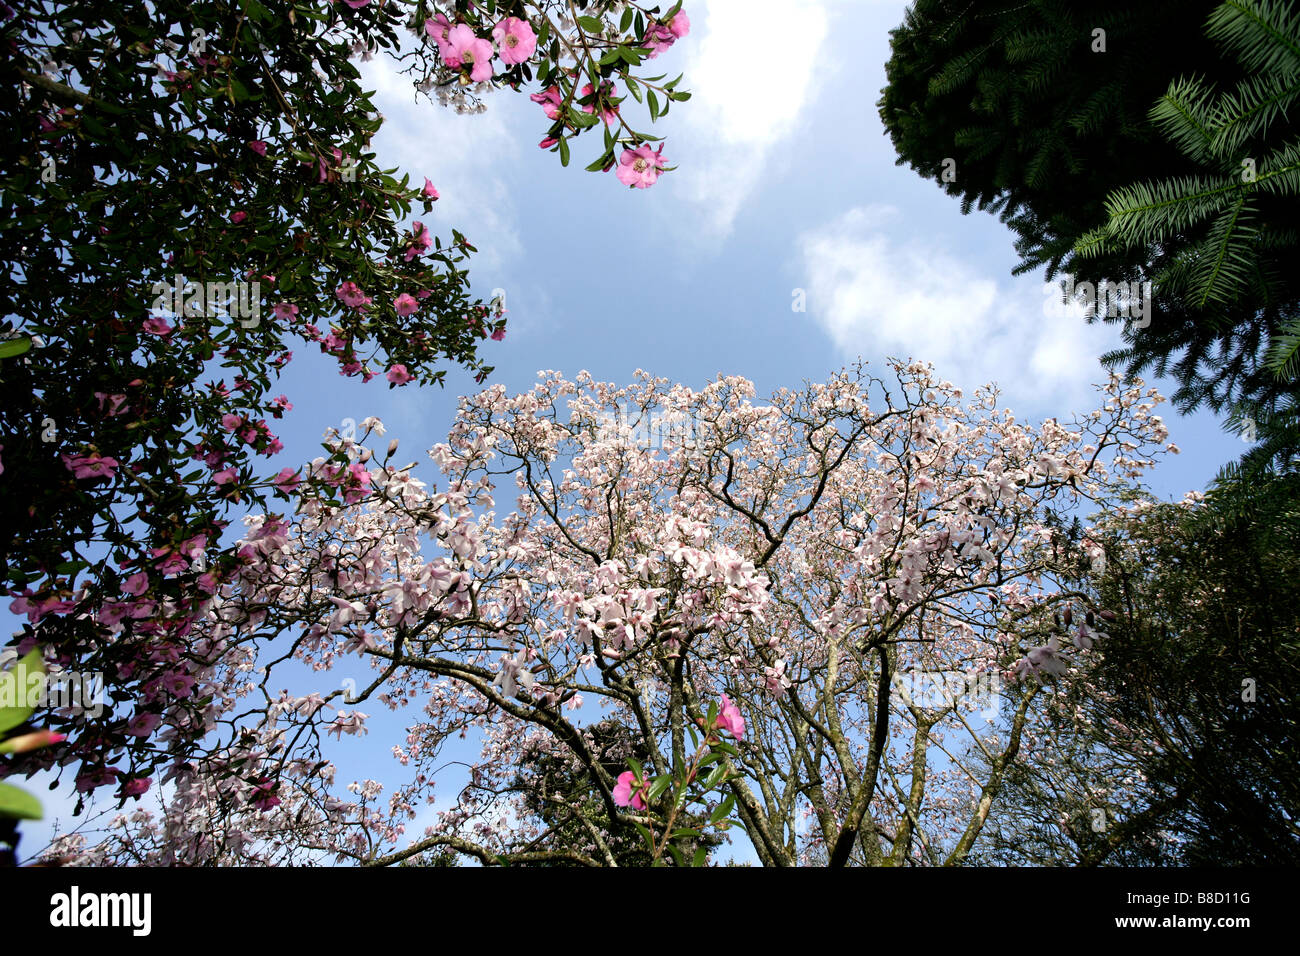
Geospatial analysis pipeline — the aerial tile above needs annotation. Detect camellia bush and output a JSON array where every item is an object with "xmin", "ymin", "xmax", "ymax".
[
  {"xmin": 0, "ymin": 0, "xmax": 693, "ymax": 812},
  {"xmin": 34, "ymin": 361, "xmax": 1180, "ymax": 865}
]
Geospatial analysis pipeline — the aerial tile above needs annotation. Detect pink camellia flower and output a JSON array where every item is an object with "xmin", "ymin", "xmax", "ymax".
[
  {"xmin": 342, "ymin": 0, "xmax": 370, "ymax": 8},
  {"xmin": 75, "ymin": 767, "xmax": 120, "ymax": 793},
  {"xmin": 612, "ymin": 770, "xmax": 647, "ymax": 811},
  {"xmin": 446, "ymin": 24, "xmax": 494, "ymax": 81},
  {"xmin": 425, "ymin": 13, "xmax": 454, "ymax": 58},
  {"xmin": 220, "ymin": 412, "xmax": 243, "ymax": 432},
  {"xmin": 63, "ymin": 452, "xmax": 119, "ymax": 481},
  {"xmin": 644, "ymin": 10, "xmax": 690, "ymax": 57},
  {"xmin": 143, "ymin": 315, "xmax": 173, "ymax": 336},
  {"xmin": 249, "ymin": 779, "xmax": 280, "ymax": 812},
  {"xmin": 530, "ymin": 85, "xmax": 562, "ymax": 119},
  {"xmin": 213, "ymin": 467, "xmax": 238, "ymax": 486},
  {"xmin": 394, "ymin": 293, "xmax": 419, "ymax": 317},
  {"xmin": 248, "ymin": 140, "xmax": 267, "ymax": 156},
  {"xmin": 122, "ymin": 571, "xmax": 149, "ymax": 597},
  {"xmin": 120, "ymin": 776, "xmax": 152, "ymax": 798},
  {"xmin": 154, "ymin": 550, "xmax": 189, "ymax": 576},
  {"xmin": 94, "ymin": 392, "xmax": 128, "ymax": 417},
  {"xmin": 272, "ymin": 301, "xmax": 298, "ymax": 320},
  {"xmin": 717, "ymin": 694, "xmax": 745, "ymax": 740},
  {"xmin": 616, "ymin": 143, "xmax": 667, "ymax": 189},
  {"xmin": 581, "ymin": 81, "xmax": 619, "ymax": 125},
  {"xmin": 491, "ymin": 327, "xmax": 506, "ymax": 341},
  {"xmin": 387, "ymin": 364, "xmax": 414, "ymax": 386},
  {"xmin": 404, "ymin": 221, "xmax": 433, "ymax": 262},
  {"xmin": 0, "ymin": 730, "xmax": 66, "ymax": 755},
  {"xmin": 273, "ymin": 467, "xmax": 302, "ymax": 493},
  {"xmin": 160, "ymin": 670, "xmax": 196, "ymax": 698},
  {"xmin": 127, "ymin": 712, "xmax": 161, "ymax": 737},
  {"xmin": 335, "ymin": 281, "xmax": 367, "ymax": 308},
  {"xmin": 539, "ymin": 136, "xmax": 559, "ymax": 149},
  {"xmin": 230, "ymin": 210, "xmax": 248, "ymax": 224},
  {"xmin": 422, "ymin": 177, "xmax": 440, "ymax": 200},
  {"xmin": 492, "ymin": 16, "xmax": 536, "ymax": 65}
]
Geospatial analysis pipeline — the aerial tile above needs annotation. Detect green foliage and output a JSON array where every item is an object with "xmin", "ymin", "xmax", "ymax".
[
  {"xmin": 880, "ymin": 0, "xmax": 1300, "ymax": 472},
  {"xmin": 975, "ymin": 481, "xmax": 1300, "ymax": 864}
]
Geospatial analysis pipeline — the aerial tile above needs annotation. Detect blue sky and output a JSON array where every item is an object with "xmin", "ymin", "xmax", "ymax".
[{"xmin": 13, "ymin": 0, "xmax": 1247, "ymax": 861}]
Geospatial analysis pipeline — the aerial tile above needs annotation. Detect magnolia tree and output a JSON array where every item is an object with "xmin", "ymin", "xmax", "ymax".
[
  {"xmin": 0, "ymin": 0, "xmax": 693, "ymax": 816},
  {"xmin": 35, "ymin": 361, "xmax": 1177, "ymax": 866}
]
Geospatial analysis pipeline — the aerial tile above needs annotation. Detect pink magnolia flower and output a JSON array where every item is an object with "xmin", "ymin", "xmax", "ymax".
[
  {"xmin": 530, "ymin": 85, "xmax": 562, "ymax": 119},
  {"xmin": 717, "ymin": 694, "xmax": 745, "ymax": 739},
  {"xmin": 616, "ymin": 143, "xmax": 667, "ymax": 189},
  {"xmin": 612, "ymin": 770, "xmax": 648, "ymax": 811},
  {"xmin": 538, "ymin": 136, "xmax": 559, "ymax": 149},
  {"xmin": 143, "ymin": 315, "xmax": 173, "ymax": 336},
  {"xmin": 230, "ymin": 210, "xmax": 248, "ymax": 224},
  {"xmin": 248, "ymin": 140, "xmax": 267, "ymax": 156},
  {"xmin": 394, "ymin": 293, "xmax": 419, "ymax": 317},
  {"xmin": 422, "ymin": 177, "xmax": 440, "ymax": 200},
  {"xmin": 63, "ymin": 452, "xmax": 119, "ymax": 481},
  {"xmin": 446, "ymin": 25, "xmax": 493, "ymax": 82},
  {"xmin": 387, "ymin": 364, "xmax": 414, "ymax": 386},
  {"xmin": 581, "ymin": 81, "xmax": 619, "ymax": 124},
  {"xmin": 492, "ymin": 16, "xmax": 536, "ymax": 65}
]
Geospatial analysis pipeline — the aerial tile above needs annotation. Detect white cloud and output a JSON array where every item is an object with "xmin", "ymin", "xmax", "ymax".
[
  {"xmin": 360, "ymin": 58, "xmax": 522, "ymax": 275},
  {"xmin": 677, "ymin": 0, "xmax": 830, "ymax": 238},
  {"xmin": 798, "ymin": 205, "xmax": 1127, "ymax": 413}
]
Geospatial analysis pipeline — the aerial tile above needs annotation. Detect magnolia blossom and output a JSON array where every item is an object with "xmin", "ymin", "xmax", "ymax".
[{"xmin": 44, "ymin": 365, "xmax": 1175, "ymax": 867}]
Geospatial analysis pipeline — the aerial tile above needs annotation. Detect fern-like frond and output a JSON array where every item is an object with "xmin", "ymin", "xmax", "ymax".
[
  {"xmin": 1210, "ymin": 71, "xmax": 1300, "ymax": 155},
  {"xmin": 1189, "ymin": 199, "xmax": 1262, "ymax": 306},
  {"xmin": 1265, "ymin": 315, "xmax": 1300, "ymax": 377},
  {"xmin": 1150, "ymin": 75, "xmax": 1222, "ymax": 164},
  {"xmin": 1207, "ymin": 0, "xmax": 1300, "ymax": 79}
]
